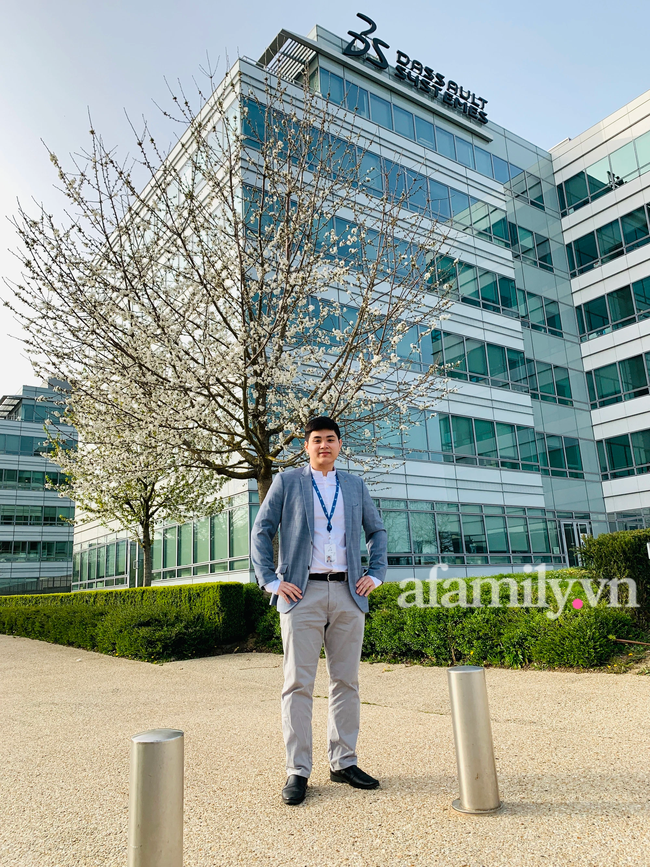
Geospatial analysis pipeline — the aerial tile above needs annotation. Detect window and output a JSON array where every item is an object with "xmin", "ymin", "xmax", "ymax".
[
  {"xmin": 474, "ymin": 420, "xmax": 498, "ymax": 461},
  {"xmin": 596, "ymin": 219, "xmax": 623, "ymax": 262},
  {"xmin": 211, "ymin": 512, "xmax": 228, "ymax": 560},
  {"xmin": 558, "ymin": 128, "xmax": 650, "ymax": 216},
  {"xmin": 578, "ymin": 274, "xmax": 650, "ymax": 341},
  {"xmin": 564, "ymin": 172, "xmax": 589, "ymax": 209},
  {"xmin": 369, "ymin": 93, "xmax": 392, "ymax": 129},
  {"xmin": 606, "ymin": 435, "xmax": 634, "ymax": 475},
  {"xmin": 163, "ymin": 527, "xmax": 177, "ymax": 568},
  {"xmin": 320, "ymin": 69, "xmax": 344, "ymax": 104},
  {"xmin": 462, "ymin": 515, "xmax": 487, "ymax": 553},
  {"xmin": 406, "ymin": 170, "xmax": 428, "ymax": 213},
  {"xmin": 410, "ymin": 511, "xmax": 437, "ymax": 554},
  {"xmin": 631, "ymin": 429, "xmax": 650, "ymax": 467},
  {"xmin": 393, "ymin": 105, "xmax": 414, "ymax": 139},
  {"xmin": 437, "ymin": 512, "xmax": 462, "ymax": 553},
  {"xmin": 475, "ymin": 147, "xmax": 493, "ymax": 177},
  {"xmin": 621, "ymin": 207, "xmax": 649, "ymax": 249},
  {"xmin": 230, "ymin": 507, "xmax": 248, "ymax": 558},
  {"xmin": 610, "ymin": 141, "xmax": 637, "ymax": 180},
  {"xmin": 607, "ymin": 286, "xmax": 635, "ymax": 323},
  {"xmin": 567, "ymin": 203, "xmax": 650, "ymax": 276},
  {"xmin": 493, "ymin": 156, "xmax": 510, "ymax": 184},
  {"xmin": 345, "ymin": 82, "xmax": 369, "ymax": 117},
  {"xmin": 384, "ymin": 511, "xmax": 410, "ymax": 553},
  {"xmin": 455, "ymin": 137, "xmax": 475, "ymax": 169},
  {"xmin": 359, "ymin": 152, "xmax": 383, "ymax": 195},
  {"xmin": 573, "ymin": 232, "xmax": 599, "ymax": 272},
  {"xmin": 178, "ymin": 523, "xmax": 192, "ymax": 566},
  {"xmin": 429, "ymin": 180, "xmax": 451, "ymax": 220},
  {"xmin": 597, "ymin": 428, "xmax": 650, "ymax": 478},
  {"xmin": 634, "ymin": 276, "xmax": 650, "ymax": 312},
  {"xmin": 414, "ymin": 116, "xmax": 435, "ymax": 148},
  {"xmin": 194, "ymin": 517, "xmax": 210, "ymax": 563},
  {"xmin": 496, "ymin": 423, "xmax": 518, "ymax": 461},
  {"xmin": 507, "ymin": 518, "xmax": 530, "ymax": 553},
  {"xmin": 588, "ymin": 354, "xmax": 650, "ymax": 407},
  {"xmin": 436, "ymin": 127, "xmax": 456, "ymax": 160},
  {"xmin": 451, "ymin": 416, "xmax": 475, "ymax": 455}
]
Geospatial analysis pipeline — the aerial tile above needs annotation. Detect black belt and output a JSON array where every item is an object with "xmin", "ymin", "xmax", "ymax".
[{"xmin": 308, "ymin": 572, "xmax": 347, "ymax": 582}]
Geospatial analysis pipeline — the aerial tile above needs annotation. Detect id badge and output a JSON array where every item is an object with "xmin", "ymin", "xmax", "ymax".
[{"xmin": 324, "ymin": 541, "xmax": 336, "ymax": 565}]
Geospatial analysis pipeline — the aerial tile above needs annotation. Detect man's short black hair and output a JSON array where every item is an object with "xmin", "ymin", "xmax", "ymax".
[{"xmin": 305, "ymin": 416, "xmax": 341, "ymax": 441}]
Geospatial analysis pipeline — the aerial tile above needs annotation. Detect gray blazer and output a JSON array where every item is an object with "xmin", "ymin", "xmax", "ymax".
[{"xmin": 250, "ymin": 465, "xmax": 388, "ymax": 614}]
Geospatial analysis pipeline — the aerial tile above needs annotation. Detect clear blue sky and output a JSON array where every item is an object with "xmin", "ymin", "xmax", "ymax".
[{"xmin": 1, "ymin": 0, "xmax": 649, "ymax": 395}]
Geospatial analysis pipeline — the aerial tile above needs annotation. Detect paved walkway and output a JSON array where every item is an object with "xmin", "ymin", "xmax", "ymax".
[{"xmin": 1, "ymin": 634, "xmax": 649, "ymax": 867}]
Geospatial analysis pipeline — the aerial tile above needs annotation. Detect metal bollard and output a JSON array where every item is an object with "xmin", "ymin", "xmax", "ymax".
[
  {"xmin": 447, "ymin": 665, "xmax": 501, "ymax": 814},
  {"xmin": 128, "ymin": 729, "xmax": 184, "ymax": 867}
]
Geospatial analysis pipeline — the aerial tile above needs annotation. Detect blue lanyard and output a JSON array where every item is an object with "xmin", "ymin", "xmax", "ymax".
[{"xmin": 311, "ymin": 472, "xmax": 339, "ymax": 534}]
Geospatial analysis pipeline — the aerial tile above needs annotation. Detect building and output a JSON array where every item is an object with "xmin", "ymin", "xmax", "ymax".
[
  {"xmin": 0, "ymin": 381, "xmax": 76, "ymax": 595},
  {"xmin": 552, "ymin": 100, "xmax": 650, "ymax": 532},
  {"xmin": 72, "ymin": 16, "xmax": 649, "ymax": 592}
]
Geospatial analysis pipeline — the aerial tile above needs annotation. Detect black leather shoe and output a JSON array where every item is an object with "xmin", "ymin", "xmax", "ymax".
[
  {"xmin": 330, "ymin": 765, "xmax": 379, "ymax": 789},
  {"xmin": 282, "ymin": 774, "xmax": 308, "ymax": 805}
]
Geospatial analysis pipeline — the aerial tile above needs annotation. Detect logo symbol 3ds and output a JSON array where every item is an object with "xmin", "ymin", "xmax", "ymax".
[{"xmin": 342, "ymin": 13, "xmax": 389, "ymax": 71}]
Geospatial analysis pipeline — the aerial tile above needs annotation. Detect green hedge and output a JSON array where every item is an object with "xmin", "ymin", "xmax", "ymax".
[
  {"xmin": 3, "ymin": 571, "xmax": 647, "ymax": 669},
  {"xmin": 251, "ymin": 572, "xmax": 647, "ymax": 669},
  {"xmin": 0, "ymin": 582, "xmax": 247, "ymax": 661},
  {"xmin": 0, "ymin": 582, "xmax": 245, "ymax": 644},
  {"xmin": 580, "ymin": 528, "xmax": 650, "ymax": 624}
]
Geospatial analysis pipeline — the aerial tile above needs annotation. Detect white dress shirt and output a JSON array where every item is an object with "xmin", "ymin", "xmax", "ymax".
[{"xmin": 263, "ymin": 466, "xmax": 381, "ymax": 593}]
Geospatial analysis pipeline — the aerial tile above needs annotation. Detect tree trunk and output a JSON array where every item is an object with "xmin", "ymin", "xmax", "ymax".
[
  {"xmin": 256, "ymin": 464, "xmax": 278, "ymax": 566},
  {"xmin": 257, "ymin": 465, "xmax": 274, "ymax": 504},
  {"xmin": 142, "ymin": 542, "xmax": 153, "ymax": 588},
  {"xmin": 141, "ymin": 519, "xmax": 153, "ymax": 587}
]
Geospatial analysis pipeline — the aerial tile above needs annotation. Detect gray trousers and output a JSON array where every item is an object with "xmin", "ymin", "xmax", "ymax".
[{"xmin": 279, "ymin": 580, "xmax": 366, "ymax": 778}]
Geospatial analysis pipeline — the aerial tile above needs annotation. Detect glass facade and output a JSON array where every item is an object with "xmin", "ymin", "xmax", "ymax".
[
  {"xmin": 597, "ymin": 429, "xmax": 650, "ymax": 480},
  {"xmin": 608, "ymin": 508, "xmax": 650, "ymax": 532},
  {"xmin": 351, "ymin": 410, "xmax": 590, "ymax": 479},
  {"xmin": 558, "ymin": 128, "xmax": 650, "ymax": 216},
  {"xmin": 587, "ymin": 353, "xmax": 650, "ymax": 408},
  {"xmin": 576, "ymin": 276, "xmax": 650, "ymax": 341},
  {"xmin": 0, "ymin": 469, "xmax": 67, "ymax": 490},
  {"xmin": 72, "ymin": 492, "xmax": 590, "ymax": 586},
  {"xmin": 244, "ymin": 101, "xmax": 562, "ymax": 273},
  {"xmin": 73, "ymin": 536, "xmax": 136, "ymax": 592},
  {"xmin": 72, "ymin": 493, "xmax": 259, "ymax": 591},
  {"xmin": 313, "ymin": 295, "xmax": 578, "ymax": 407},
  {"xmin": 319, "ymin": 68, "xmax": 550, "ymax": 212},
  {"xmin": 0, "ymin": 433, "xmax": 74, "ymax": 457},
  {"xmin": 566, "ymin": 202, "xmax": 650, "ymax": 277},
  {"xmin": 0, "ymin": 504, "xmax": 74, "ymax": 526},
  {"xmin": 1, "ymin": 384, "xmax": 76, "ymax": 594},
  {"xmin": 551, "ymin": 67, "xmax": 650, "ymax": 533},
  {"xmin": 0, "ymin": 540, "xmax": 73, "ymax": 563},
  {"xmin": 432, "ymin": 255, "xmax": 567, "ymax": 337},
  {"xmin": 375, "ymin": 498, "xmax": 578, "ymax": 566}
]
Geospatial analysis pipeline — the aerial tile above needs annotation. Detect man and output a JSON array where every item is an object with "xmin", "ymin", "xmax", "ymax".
[{"xmin": 250, "ymin": 416, "xmax": 388, "ymax": 806}]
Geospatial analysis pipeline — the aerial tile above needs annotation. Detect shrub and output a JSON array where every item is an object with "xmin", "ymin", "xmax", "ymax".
[
  {"xmin": 531, "ymin": 607, "xmax": 640, "ymax": 668},
  {"xmin": 354, "ymin": 573, "xmax": 646, "ymax": 669},
  {"xmin": 254, "ymin": 607, "xmax": 283, "ymax": 653},
  {"xmin": 3, "ymin": 572, "xmax": 646, "ymax": 670},
  {"xmin": 96, "ymin": 607, "xmax": 219, "ymax": 662},
  {"xmin": 0, "ymin": 581, "xmax": 246, "ymax": 644},
  {"xmin": 580, "ymin": 529, "xmax": 650, "ymax": 624},
  {"xmin": 0, "ymin": 604, "xmax": 105, "ymax": 650},
  {"xmin": 243, "ymin": 583, "xmax": 269, "ymax": 634}
]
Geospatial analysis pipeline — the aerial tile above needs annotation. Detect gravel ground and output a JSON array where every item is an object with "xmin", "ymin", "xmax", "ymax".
[{"xmin": 1, "ymin": 634, "xmax": 649, "ymax": 867}]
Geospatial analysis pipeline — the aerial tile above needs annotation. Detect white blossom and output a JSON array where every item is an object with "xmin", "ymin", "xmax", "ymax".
[{"xmin": 7, "ymin": 65, "xmax": 455, "ymax": 529}]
